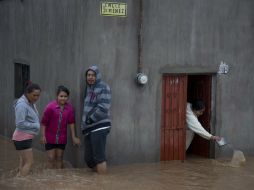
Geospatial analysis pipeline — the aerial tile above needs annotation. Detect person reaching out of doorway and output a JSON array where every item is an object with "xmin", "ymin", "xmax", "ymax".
[
  {"xmin": 40, "ymin": 85, "xmax": 80, "ymax": 169},
  {"xmin": 186, "ymin": 99, "xmax": 221, "ymax": 150}
]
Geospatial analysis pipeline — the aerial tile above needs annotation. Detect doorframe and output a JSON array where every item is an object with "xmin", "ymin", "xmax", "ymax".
[
  {"xmin": 160, "ymin": 66, "xmax": 218, "ymax": 160},
  {"xmin": 209, "ymin": 75, "xmax": 217, "ymax": 158}
]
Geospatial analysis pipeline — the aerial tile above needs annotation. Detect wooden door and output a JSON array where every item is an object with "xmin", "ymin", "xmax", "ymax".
[
  {"xmin": 161, "ymin": 75, "xmax": 187, "ymax": 161},
  {"xmin": 187, "ymin": 75, "xmax": 212, "ymax": 157}
]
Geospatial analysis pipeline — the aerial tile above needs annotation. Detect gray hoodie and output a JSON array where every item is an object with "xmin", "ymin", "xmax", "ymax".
[
  {"xmin": 81, "ymin": 65, "xmax": 111, "ymax": 134},
  {"xmin": 14, "ymin": 95, "xmax": 40, "ymax": 135}
]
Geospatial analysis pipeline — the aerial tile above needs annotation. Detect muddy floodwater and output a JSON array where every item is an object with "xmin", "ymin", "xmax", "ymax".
[{"xmin": 0, "ymin": 136, "xmax": 253, "ymax": 190}]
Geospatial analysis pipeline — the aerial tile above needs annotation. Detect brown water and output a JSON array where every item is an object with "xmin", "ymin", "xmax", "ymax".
[{"xmin": 0, "ymin": 137, "xmax": 253, "ymax": 190}]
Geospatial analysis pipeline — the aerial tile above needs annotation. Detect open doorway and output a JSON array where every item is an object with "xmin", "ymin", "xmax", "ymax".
[
  {"xmin": 14, "ymin": 63, "xmax": 30, "ymax": 99},
  {"xmin": 160, "ymin": 74, "xmax": 213, "ymax": 161},
  {"xmin": 186, "ymin": 75, "xmax": 212, "ymax": 158}
]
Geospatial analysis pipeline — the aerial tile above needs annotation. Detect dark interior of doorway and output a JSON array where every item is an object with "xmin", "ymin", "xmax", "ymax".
[{"xmin": 186, "ymin": 75, "xmax": 212, "ymax": 158}]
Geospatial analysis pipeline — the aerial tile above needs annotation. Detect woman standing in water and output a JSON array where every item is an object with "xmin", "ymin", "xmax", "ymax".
[
  {"xmin": 40, "ymin": 85, "xmax": 80, "ymax": 169},
  {"xmin": 12, "ymin": 83, "xmax": 41, "ymax": 176}
]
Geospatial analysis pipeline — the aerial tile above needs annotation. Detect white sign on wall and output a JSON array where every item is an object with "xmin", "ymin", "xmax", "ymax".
[{"xmin": 100, "ymin": 2, "xmax": 127, "ymax": 17}]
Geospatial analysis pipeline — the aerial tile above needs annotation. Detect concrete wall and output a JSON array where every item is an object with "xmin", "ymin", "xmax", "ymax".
[
  {"xmin": 0, "ymin": 0, "xmax": 254, "ymax": 167},
  {"xmin": 144, "ymin": 0, "xmax": 254, "ymax": 158}
]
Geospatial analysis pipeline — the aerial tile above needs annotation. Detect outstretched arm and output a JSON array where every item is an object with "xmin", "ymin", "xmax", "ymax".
[
  {"xmin": 69, "ymin": 123, "xmax": 81, "ymax": 146},
  {"xmin": 186, "ymin": 110, "xmax": 221, "ymax": 141},
  {"xmin": 186, "ymin": 113, "xmax": 212, "ymax": 140}
]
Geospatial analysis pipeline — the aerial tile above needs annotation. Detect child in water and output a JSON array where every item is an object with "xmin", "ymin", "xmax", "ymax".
[{"xmin": 40, "ymin": 85, "xmax": 80, "ymax": 168}]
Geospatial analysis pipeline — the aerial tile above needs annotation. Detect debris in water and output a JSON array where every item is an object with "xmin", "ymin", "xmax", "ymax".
[{"xmin": 230, "ymin": 150, "xmax": 246, "ymax": 167}]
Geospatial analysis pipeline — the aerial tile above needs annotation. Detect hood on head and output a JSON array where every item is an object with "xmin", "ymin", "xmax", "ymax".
[{"xmin": 86, "ymin": 65, "xmax": 101, "ymax": 85}]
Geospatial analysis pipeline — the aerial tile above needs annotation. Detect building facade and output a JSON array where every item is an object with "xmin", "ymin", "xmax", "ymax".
[{"xmin": 0, "ymin": 0, "xmax": 254, "ymax": 167}]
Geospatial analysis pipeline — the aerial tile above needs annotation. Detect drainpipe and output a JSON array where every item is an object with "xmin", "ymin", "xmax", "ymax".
[{"xmin": 136, "ymin": 0, "xmax": 148, "ymax": 85}]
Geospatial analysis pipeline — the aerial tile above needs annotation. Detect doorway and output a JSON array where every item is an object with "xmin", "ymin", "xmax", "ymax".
[
  {"xmin": 161, "ymin": 74, "xmax": 213, "ymax": 161},
  {"xmin": 186, "ymin": 75, "xmax": 212, "ymax": 158},
  {"xmin": 14, "ymin": 63, "xmax": 30, "ymax": 99}
]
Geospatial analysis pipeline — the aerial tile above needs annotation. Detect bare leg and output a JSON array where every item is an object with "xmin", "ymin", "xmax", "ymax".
[
  {"xmin": 96, "ymin": 161, "xmax": 107, "ymax": 174},
  {"xmin": 55, "ymin": 149, "xmax": 64, "ymax": 169},
  {"xmin": 19, "ymin": 156, "xmax": 23, "ymax": 169},
  {"xmin": 16, "ymin": 156, "xmax": 24, "ymax": 176},
  {"xmin": 18, "ymin": 148, "xmax": 33, "ymax": 176},
  {"xmin": 46, "ymin": 149, "xmax": 56, "ymax": 169}
]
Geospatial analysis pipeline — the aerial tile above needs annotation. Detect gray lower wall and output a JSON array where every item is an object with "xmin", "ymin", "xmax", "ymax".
[{"xmin": 0, "ymin": 0, "xmax": 254, "ymax": 167}]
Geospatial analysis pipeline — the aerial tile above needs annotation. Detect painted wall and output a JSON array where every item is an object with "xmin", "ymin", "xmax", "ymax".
[{"xmin": 0, "ymin": 0, "xmax": 253, "ymax": 167}]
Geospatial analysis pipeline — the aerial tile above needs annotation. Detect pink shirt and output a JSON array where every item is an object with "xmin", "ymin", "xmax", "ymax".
[
  {"xmin": 12, "ymin": 130, "xmax": 34, "ymax": 141},
  {"xmin": 41, "ymin": 100, "xmax": 75, "ymax": 144}
]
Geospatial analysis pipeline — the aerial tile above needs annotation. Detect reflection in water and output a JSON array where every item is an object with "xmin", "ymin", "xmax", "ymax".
[{"xmin": 0, "ymin": 136, "xmax": 254, "ymax": 190}]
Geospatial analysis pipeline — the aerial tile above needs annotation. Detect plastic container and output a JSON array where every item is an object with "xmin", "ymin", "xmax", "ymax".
[{"xmin": 216, "ymin": 137, "xmax": 227, "ymax": 146}]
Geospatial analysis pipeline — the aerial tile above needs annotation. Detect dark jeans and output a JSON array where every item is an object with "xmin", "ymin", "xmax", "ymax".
[{"xmin": 84, "ymin": 128, "xmax": 109, "ymax": 168}]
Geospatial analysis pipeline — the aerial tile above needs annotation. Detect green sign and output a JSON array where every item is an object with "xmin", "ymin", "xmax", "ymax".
[{"xmin": 100, "ymin": 2, "xmax": 127, "ymax": 17}]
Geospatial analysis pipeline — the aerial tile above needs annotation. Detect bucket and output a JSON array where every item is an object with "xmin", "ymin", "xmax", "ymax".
[{"xmin": 216, "ymin": 137, "xmax": 227, "ymax": 146}]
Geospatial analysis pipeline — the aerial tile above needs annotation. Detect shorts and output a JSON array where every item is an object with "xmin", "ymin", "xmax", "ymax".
[
  {"xmin": 84, "ymin": 128, "xmax": 110, "ymax": 168},
  {"xmin": 45, "ymin": 143, "xmax": 66, "ymax": 151},
  {"xmin": 13, "ymin": 139, "xmax": 33, "ymax": 150}
]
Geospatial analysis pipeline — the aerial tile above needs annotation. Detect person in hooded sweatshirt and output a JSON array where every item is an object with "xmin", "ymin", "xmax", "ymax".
[
  {"xmin": 81, "ymin": 65, "xmax": 111, "ymax": 174},
  {"xmin": 12, "ymin": 83, "xmax": 41, "ymax": 176}
]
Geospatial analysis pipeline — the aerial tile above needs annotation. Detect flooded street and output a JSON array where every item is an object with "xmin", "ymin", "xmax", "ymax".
[{"xmin": 0, "ymin": 136, "xmax": 253, "ymax": 190}]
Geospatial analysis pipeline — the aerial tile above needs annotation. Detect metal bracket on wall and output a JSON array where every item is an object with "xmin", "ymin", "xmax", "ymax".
[{"xmin": 218, "ymin": 61, "xmax": 229, "ymax": 74}]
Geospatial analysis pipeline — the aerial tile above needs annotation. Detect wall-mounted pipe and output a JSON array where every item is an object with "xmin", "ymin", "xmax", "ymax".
[
  {"xmin": 137, "ymin": 0, "xmax": 143, "ymax": 73},
  {"xmin": 137, "ymin": 0, "xmax": 148, "ymax": 85}
]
